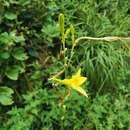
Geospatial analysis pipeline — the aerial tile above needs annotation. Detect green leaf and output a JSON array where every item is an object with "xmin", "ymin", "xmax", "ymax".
[
  {"xmin": 42, "ymin": 24, "xmax": 59, "ymax": 38},
  {"xmin": 12, "ymin": 47, "xmax": 28, "ymax": 61},
  {"xmin": 0, "ymin": 51, "xmax": 10, "ymax": 60},
  {"xmin": 5, "ymin": 66, "xmax": 20, "ymax": 80},
  {"xmin": 4, "ymin": 12, "xmax": 17, "ymax": 20},
  {"xmin": 19, "ymin": 0, "xmax": 31, "ymax": 6},
  {"xmin": 0, "ymin": 86, "xmax": 14, "ymax": 105},
  {"xmin": 0, "ymin": 32, "xmax": 14, "ymax": 46},
  {"xmin": 15, "ymin": 35, "xmax": 25, "ymax": 43}
]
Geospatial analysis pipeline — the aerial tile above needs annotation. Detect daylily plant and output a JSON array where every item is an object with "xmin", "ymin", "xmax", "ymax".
[{"xmin": 53, "ymin": 69, "xmax": 88, "ymax": 97}]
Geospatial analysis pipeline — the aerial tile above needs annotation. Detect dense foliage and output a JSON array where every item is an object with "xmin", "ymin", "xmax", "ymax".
[{"xmin": 0, "ymin": 0, "xmax": 130, "ymax": 130}]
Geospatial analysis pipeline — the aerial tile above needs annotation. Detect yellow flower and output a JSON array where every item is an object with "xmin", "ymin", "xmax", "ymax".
[{"xmin": 53, "ymin": 69, "xmax": 88, "ymax": 97}]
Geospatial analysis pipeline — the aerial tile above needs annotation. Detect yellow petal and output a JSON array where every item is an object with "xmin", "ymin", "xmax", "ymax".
[
  {"xmin": 79, "ymin": 77, "xmax": 87, "ymax": 85},
  {"xmin": 52, "ymin": 68, "xmax": 88, "ymax": 97},
  {"xmin": 74, "ymin": 87, "xmax": 88, "ymax": 97},
  {"xmin": 61, "ymin": 79, "xmax": 71, "ymax": 86}
]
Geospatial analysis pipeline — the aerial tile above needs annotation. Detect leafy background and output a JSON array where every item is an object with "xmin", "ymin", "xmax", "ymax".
[{"xmin": 0, "ymin": 0, "xmax": 130, "ymax": 130}]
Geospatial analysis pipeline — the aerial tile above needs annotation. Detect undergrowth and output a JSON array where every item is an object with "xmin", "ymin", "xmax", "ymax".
[{"xmin": 0, "ymin": 0, "xmax": 130, "ymax": 130}]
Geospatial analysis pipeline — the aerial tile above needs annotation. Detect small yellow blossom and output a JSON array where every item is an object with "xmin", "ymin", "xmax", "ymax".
[{"xmin": 53, "ymin": 69, "xmax": 88, "ymax": 97}]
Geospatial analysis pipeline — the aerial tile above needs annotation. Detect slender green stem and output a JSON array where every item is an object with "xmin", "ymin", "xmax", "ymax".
[
  {"xmin": 75, "ymin": 36, "xmax": 130, "ymax": 44},
  {"xmin": 68, "ymin": 42, "xmax": 76, "ymax": 66},
  {"xmin": 62, "ymin": 38, "xmax": 67, "ymax": 68}
]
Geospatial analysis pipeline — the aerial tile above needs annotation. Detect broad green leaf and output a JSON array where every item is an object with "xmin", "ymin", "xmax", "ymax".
[
  {"xmin": 0, "ymin": 86, "xmax": 13, "ymax": 95},
  {"xmin": 15, "ymin": 35, "xmax": 25, "ymax": 43},
  {"xmin": 0, "ymin": 32, "xmax": 14, "ymax": 46},
  {"xmin": 0, "ymin": 51, "xmax": 10, "ymax": 60},
  {"xmin": 12, "ymin": 47, "xmax": 28, "ymax": 61},
  {"xmin": 0, "ymin": 86, "xmax": 14, "ymax": 105},
  {"xmin": 0, "ymin": 96, "xmax": 13, "ymax": 105},
  {"xmin": 0, "ymin": 32, "xmax": 25, "ymax": 46},
  {"xmin": 4, "ymin": 12, "xmax": 17, "ymax": 20},
  {"xmin": 5, "ymin": 66, "xmax": 19, "ymax": 80}
]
